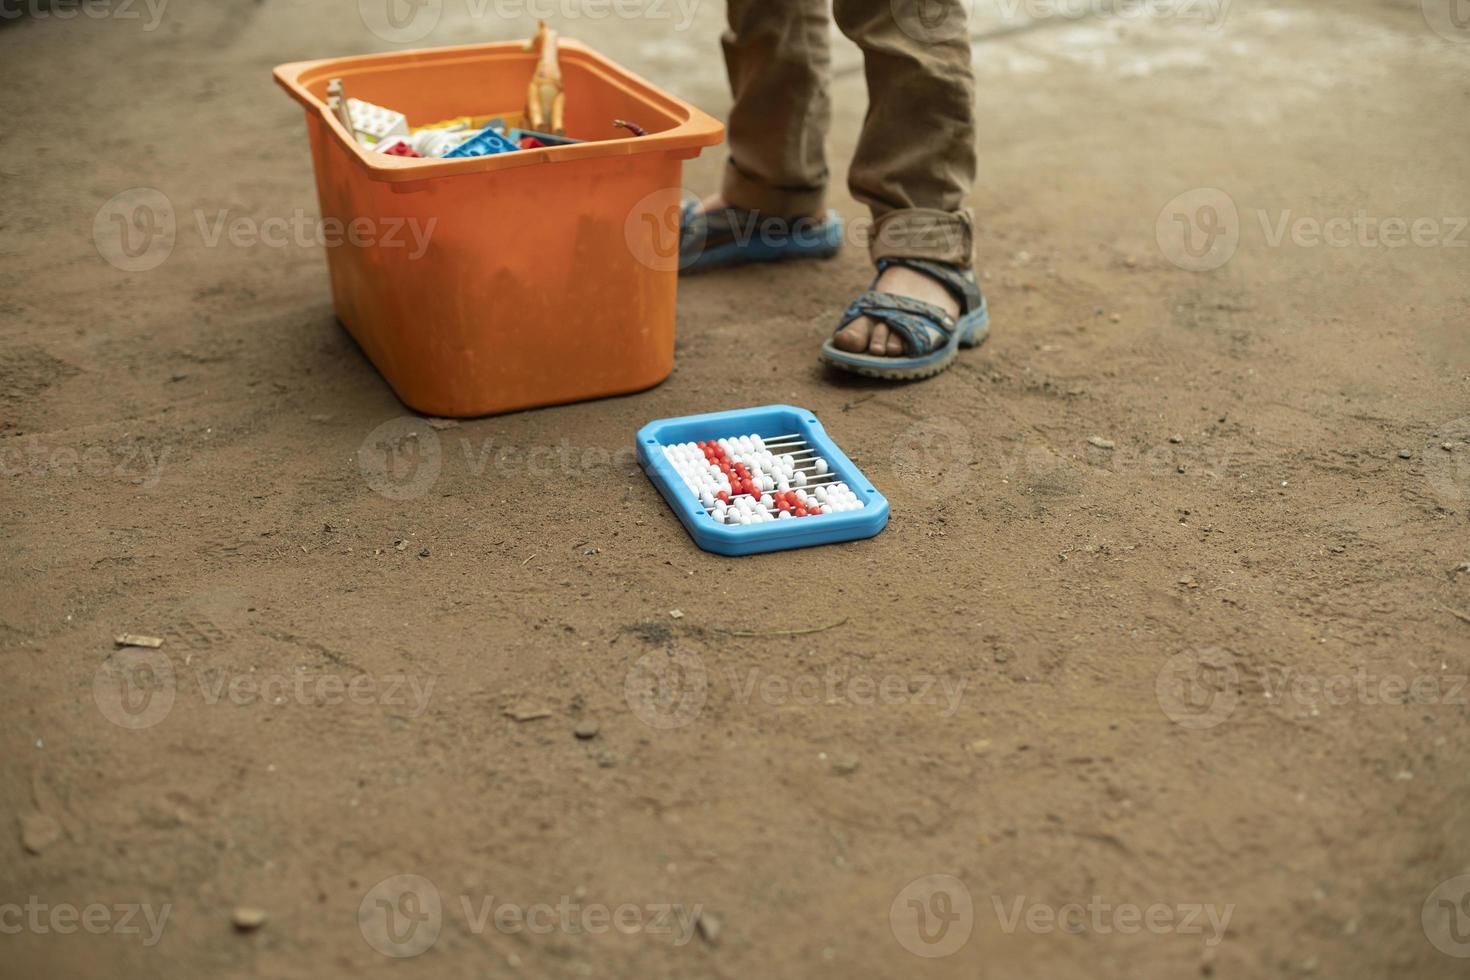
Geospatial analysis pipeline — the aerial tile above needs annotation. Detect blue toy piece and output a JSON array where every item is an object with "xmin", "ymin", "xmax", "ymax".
[
  {"xmin": 636, "ymin": 404, "xmax": 889, "ymax": 556},
  {"xmin": 443, "ymin": 124, "xmax": 520, "ymax": 158}
]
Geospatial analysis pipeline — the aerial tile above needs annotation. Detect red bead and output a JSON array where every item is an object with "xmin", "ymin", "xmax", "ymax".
[
  {"xmin": 807, "ymin": 505, "xmax": 822, "ymax": 515},
  {"xmin": 795, "ymin": 507, "xmax": 807, "ymax": 517},
  {"xmin": 715, "ymin": 490, "xmax": 729, "ymax": 503}
]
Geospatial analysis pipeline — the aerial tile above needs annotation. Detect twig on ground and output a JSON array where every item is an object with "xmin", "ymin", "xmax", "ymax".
[
  {"xmin": 1437, "ymin": 604, "xmax": 1470, "ymax": 626},
  {"xmin": 716, "ymin": 617, "xmax": 848, "ymax": 638}
]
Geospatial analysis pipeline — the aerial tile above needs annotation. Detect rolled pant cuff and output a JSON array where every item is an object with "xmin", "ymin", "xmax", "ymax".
[
  {"xmin": 721, "ymin": 158, "xmax": 827, "ymax": 218},
  {"xmin": 868, "ymin": 208, "xmax": 973, "ymax": 265}
]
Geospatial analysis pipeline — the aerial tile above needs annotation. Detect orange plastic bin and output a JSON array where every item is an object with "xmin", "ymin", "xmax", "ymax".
[{"xmin": 274, "ymin": 40, "xmax": 723, "ymax": 417}]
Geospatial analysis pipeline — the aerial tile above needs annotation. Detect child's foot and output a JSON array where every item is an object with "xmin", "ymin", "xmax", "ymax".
[
  {"xmin": 830, "ymin": 263, "xmax": 961, "ymax": 357},
  {"xmin": 678, "ymin": 195, "xmax": 843, "ymax": 274}
]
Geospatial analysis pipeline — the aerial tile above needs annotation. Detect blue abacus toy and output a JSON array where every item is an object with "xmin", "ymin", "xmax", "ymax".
[{"xmin": 637, "ymin": 405, "xmax": 889, "ymax": 556}]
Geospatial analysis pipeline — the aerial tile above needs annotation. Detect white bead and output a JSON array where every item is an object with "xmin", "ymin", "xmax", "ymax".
[
  {"xmin": 815, "ymin": 458, "xmax": 829, "ymax": 475},
  {"xmin": 794, "ymin": 471, "xmax": 807, "ymax": 487},
  {"xmin": 777, "ymin": 510, "xmax": 792, "ymax": 519}
]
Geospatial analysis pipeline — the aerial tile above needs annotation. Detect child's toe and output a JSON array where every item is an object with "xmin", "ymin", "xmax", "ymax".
[
  {"xmin": 867, "ymin": 322, "xmax": 891, "ymax": 355},
  {"xmin": 832, "ymin": 320, "xmax": 871, "ymax": 353}
]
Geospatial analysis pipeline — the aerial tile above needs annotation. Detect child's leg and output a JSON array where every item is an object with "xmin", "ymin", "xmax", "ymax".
[
  {"xmin": 717, "ymin": 0, "xmax": 834, "ymax": 218},
  {"xmin": 830, "ymin": 0, "xmax": 977, "ymax": 357}
]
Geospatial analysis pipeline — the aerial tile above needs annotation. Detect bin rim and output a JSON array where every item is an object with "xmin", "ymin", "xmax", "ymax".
[{"xmin": 273, "ymin": 37, "xmax": 724, "ymax": 183}]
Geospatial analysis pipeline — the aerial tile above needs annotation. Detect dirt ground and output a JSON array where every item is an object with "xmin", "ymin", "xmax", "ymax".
[{"xmin": 3, "ymin": 0, "xmax": 1469, "ymax": 977}]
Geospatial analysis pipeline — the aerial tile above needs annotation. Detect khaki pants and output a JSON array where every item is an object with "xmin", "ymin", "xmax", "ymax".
[{"xmin": 720, "ymin": 0, "xmax": 976, "ymax": 265}]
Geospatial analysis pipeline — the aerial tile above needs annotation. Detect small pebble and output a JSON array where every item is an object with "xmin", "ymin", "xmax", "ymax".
[
  {"xmin": 20, "ymin": 813, "xmax": 62, "ymax": 854},
  {"xmin": 696, "ymin": 912, "xmax": 722, "ymax": 945},
  {"xmin": 831, "ymin": 753, "xmax": 860, "ymax": 776},
  {"xmin": 1397, "ymin": 449, "xmax": 1412, "ymax": 459},
  {"xmin": 232, "ymin": 907, "xmax": 268, "ymax": 931},
  {"xmin": 1087, "ymin": 436, "xmax": 1115, "ymax": 450},
  {"xmin": 574, "ymin": 720, "xmax": 600, "ymax": 740},
  {"xmin": 1169, "ymin": 434, "xmax": 1184, "ymax": 444}
]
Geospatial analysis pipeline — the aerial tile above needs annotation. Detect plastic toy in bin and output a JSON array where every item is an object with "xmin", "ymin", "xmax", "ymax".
[
  {"xmin": 524, "ymin": 21, "xmax": 566, "ymax": 135},
  {"xmin": 444, "ymin": 123, "xmax": 520, "ymax": 158},
  {"xmin": 347, "ymin": 97, "xmax": 408, "ymax": 145},
  {"xmin": 507, "ymin": 128, "xmax": 581, "ymax": 147},
  {"xmin": 637, "ymin": 405, "xmax": 888, "ymax": 556},
  {"xmin": 374, "ymin": 138, "xmax": 421, "ymax": 158}
]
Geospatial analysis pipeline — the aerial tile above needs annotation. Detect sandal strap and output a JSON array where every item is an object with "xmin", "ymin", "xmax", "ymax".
[
  {"xmin": 837, "ymin": 291, "xmax": 955, "ymax": 356},
  {"xmin": 876, "ymin": 256, "xmax": 983, "ymax": 317}
]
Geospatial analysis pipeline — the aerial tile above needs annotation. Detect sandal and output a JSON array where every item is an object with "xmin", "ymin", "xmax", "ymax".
[
  {"xmin": 819, "ymin": 257, "xmax": 989, "ymax": 380},
  {"xmin": 679, "ymin": 201, "xmax": 843, "ymax": 274}
]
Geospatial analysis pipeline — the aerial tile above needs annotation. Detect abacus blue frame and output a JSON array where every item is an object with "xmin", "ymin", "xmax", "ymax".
[{"xmin": 636, "ymin": 404, "xmax": 890, "ymax": 556}]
